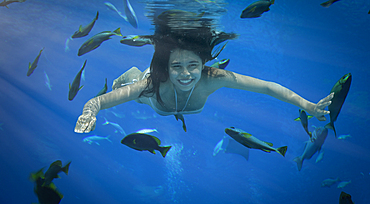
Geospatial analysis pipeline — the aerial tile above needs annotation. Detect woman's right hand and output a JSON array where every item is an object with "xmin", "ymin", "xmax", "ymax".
[{"xmin": 74, "ymin": 114, "xmax": 97, "ymax": 133}]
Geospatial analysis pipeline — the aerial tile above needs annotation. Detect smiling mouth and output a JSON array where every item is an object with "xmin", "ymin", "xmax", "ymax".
[{"xmin": 178, "ymin": 79, "xmax": 194, "ymax": 86}]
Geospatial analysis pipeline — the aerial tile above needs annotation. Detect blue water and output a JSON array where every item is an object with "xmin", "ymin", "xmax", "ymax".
[{"xmin": 0, "ymin": 0, "xmax": 369, "ymax": 203}]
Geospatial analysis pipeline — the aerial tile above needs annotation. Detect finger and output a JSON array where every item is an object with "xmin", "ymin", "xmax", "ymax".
[
  {"xmin": 318, "ymin": 101, "xmax": 331, "ymax": 109},
  {"xmin": 317, "ymin": 116, "xmax": 327, "ymax": 121}
]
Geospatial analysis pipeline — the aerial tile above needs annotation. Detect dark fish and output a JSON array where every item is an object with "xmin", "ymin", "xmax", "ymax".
[
  {"xmin": 175, "ymin": 114, "xmax": 187, "ymax": 132},
  {"xmin": 225, "ymin": 127, "xmax": 287, "ymax": 157},
  {"xmin": 294, "ymin": 109, "xmax": 313, "ymax": 139},
  {"xmin": 320, "ymin": 0, "xmax": 340, "ymax": 8},
  {"xmin": 34, "ymin": 177, "xmax": 63, "ymax": 204},
  {"xmin": 339, "ymin": 191, "xmax": 354, "ymax": 204},
  {"xmin": 325, "ymin": 73, "xmax": 352, "ymax": 137},
  {"xmin": 27, "ymin": 48, "xmax": 44, "ymax": 77},
  {"xmin": 68, "ymin": 60, "xmax": 86, "ymax": 101},
  {"xmin": 120, "ymin": 35, "xmax": 153, "ymax": 47},
  {"xmin": 71, "ymin": 11, "xmax": 99, "ymax": 39},
  {"xmin": 0, "ymin": 0, "xmax": 26, "ymax": 8},
  {"xmin": 43, "ymin": 160, "xmax": 71, "ymax": 186},
  {"xmin": 121, "ymin": 133, "xmax": 172, "ymax": 157},
  {"xmin": 78, "ymin": 28, "xmax": 122, "ymax": 56},
  {"xmin": 95, "ymin": 78, "xmax": 108, "ymax": 97},
  {"xmin": 210, "ymin": 59, "xmax": 230, "ymax": 69},
  {"xmin": 240, "ymin": 0, "xmax": 275, "ymax": 18}
]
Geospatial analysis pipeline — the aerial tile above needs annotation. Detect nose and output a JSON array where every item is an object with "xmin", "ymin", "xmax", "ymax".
[{"xmin": 180, "ymin": 67, "xmax": 190, "ymax": 76}]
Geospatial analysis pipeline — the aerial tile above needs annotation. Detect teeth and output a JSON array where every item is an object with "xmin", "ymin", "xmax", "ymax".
[{"xmin": 180, "ymin": 79, "xmax": 192, "ymax": 84}]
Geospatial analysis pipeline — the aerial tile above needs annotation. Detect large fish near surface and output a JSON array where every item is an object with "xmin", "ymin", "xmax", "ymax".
[
  {"xmin": 71, "ymin": 11, "xmax": 99, "ymax": 39},
  {"xmin": 0, "ymin": 0, "xmax": 26, "ymax": 8},
  {"xmin": 339, "ymin": 191, "xmax": 354, "ymax": 204},
  {"xmin": 240, "ymin": 0, "xmax": 275, "ymax": 18},
  {"xmin": 78, "ymin": 28, "xmax": 122, "ymax": 56},
  {"xmin": 68, "ymin": 60, "xmax": 86, "ymax": 101},
  {"xmin": 30, "ymin": 169, "xmax": 64, "ymax": 204},
  {"xmin": 293, "ymin": 126, "xmax": 328, "ymax": 171},
  {"xmin": 325, "ymin": 73, "xmax": 352, "ymax": 137},
  {"xmin": 121, "ymin": 133, "xmax": 172, "ymax": 157},
  {"xmin": 225, "ymin": 127, "xmax": 287, "ymax": 157},
  {"xmin": 120, "ymin": 35, "xmax": 153, "ymax": 47},
  {"xmin": 27, "ymin": 47, "xmax": 44, "ymax": 76},
  {"xmin": 123, "ymin": 0, "xmax": 138, "ymax": 28},
  {"xmin": 320, "ymin": 0, "xmax": 340, "ymax": 8}
]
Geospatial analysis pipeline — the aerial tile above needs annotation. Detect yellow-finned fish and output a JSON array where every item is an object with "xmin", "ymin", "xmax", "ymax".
[
  {"xmin": 240, "ymin": 0, "xmax": 275, "ymax": 18},
  {"xmin": 42, "ymin": 160, "xmax": 71, "ymax": 187},
  {"xmin": 68, "ymin": 60, "xmax": 86, "ymax": 101},
  {"xmin": 78, "ymin": 28, "xmax": 122, "ymax": 56},
  {"xmin": 0, "ymin": 0, "xmax": 26, "ymax": 8},
  {"xmin": 27, "ymin": 48, "xmax": 44, "ymax": 77},
  {"xmin": 121, "ymin": 133, "xmax": 172, "ymax": 157},
  {"xmin": 294, "ymin": 109, "xmax": 313, "ymax": 139},
  {"xmin": 71, "ymin": 11, "xmax": 99, "ymax": 39},
  {"xmin": 320, "ymin": 0, "xmax": 340, "ymax": 8}
]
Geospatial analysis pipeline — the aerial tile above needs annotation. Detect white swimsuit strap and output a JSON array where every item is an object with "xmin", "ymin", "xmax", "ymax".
[{"xmin": 174, "ymin": 85, "xmax": 195, "ymax": 112}]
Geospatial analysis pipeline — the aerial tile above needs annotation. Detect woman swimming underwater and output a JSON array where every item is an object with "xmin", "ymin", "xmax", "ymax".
[{"xmin": 74, "ymin": 10, "xmax": 333, "ymax": 133}]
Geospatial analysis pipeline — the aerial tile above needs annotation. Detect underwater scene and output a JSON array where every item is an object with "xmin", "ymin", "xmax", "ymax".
[{"xmin": 0, "ymin": 0, "xmax": 369, "ymax": 203}]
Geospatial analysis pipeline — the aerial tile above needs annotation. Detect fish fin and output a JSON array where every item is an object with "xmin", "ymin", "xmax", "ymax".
[
  {"xmin": 320, "ymin": 1, "xmax": 331, "ymax": 8},
  {"xmin": 277, "ymin": 146, "xmax": 288, "ymax": 157},
  {"xmin": 29, "ymin": 168, "xmax": 45, "ymax": 182},
  {"xmin": 307, "ymin": 115, "xmax": 314, "ymax": 119},
  {"xmin": 78, "ymin": 25, "xmax": 83, "ymax": 32},
  {"xmin": 250, "ymin": 6, "xmax": 257, "ymax": 12},
  {"xmin": 50, "ymin": 160, "xmax": 62, "ymax": 168},
  {"xmin": 325, "ymin": 122, "xmax": 337, "ymax": 137},
  {"xmin": 95, "ymin": 11, "xmax": 99, "ymax": 20},
  {"xmin": 102, "ymin": 117, "xmax": 109, "ymax": 125},
  {"xmin": 79, "ymin": 85, "xmax": 84, "ymax": 91},
  {"xmin": 133, "ymin": 139, "xmax": 136, "ymax": 144},
  {"xmin": 293, "ymin": 157, "xmax": 303, "ymax": 171},
  {"xmin": 151, "ymin": 136, "xmax": 161, "ymax": 145},
  {"xmin": 113, "ymin": 28, "xmax": 122, "ymax": 36},
  {"xmin": 87, "ymin": 39, "xmax": 95, "ymax": 46},
  {"xmin": 264, "ymin": 142, "xmax": 273, "ymax": 147},
  {"xmin": 106, "ymin": 135, "xmax": 112, "ymax": 143},
  {"xmin": 149, "ymin": 149, "xmax": 156, "ymax": 154},
  {"xmin": 262, "ymin": 149, "xmax": 271, "ymax": 153},
  {"xmin": 160, "ymin": 146, "xmax": 172, "ymax": 158},
  {"xmin": 241, "ymin": 133, "xmax": 252, "ymax": 138},
  {"xmin": 270, "ymin": 0, "xmax": 275, "ymax": 4},
  {"xmin": 294, "ymin": 117, "xmax": 301, "ymax": 121},
  {"xmin": 62, "ymin": 161, "xmax": 71, "ymax": 175}
]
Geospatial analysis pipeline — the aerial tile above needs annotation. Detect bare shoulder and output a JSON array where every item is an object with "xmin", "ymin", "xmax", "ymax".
[{"xmin": 199, "ymin": 66, "xmax": 237, "ymax": 92}]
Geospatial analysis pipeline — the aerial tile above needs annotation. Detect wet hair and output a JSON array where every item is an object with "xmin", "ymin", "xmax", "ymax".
[{"xmin": 139, "ymin": 12, "xmax": 238, "ymax": 106}]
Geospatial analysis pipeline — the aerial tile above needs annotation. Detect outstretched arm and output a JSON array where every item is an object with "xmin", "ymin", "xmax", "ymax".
[{"xmin": 218, "ymin": 71, "xmax": 333, "ymax": 120}]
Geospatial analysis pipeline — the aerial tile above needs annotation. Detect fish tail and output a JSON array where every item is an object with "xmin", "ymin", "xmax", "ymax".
[
  {"xmin": 95, "ymin": 11, "xmax": 99, "ymax": 20},
  {"xmin": 113, "ymin": 28, "xmax": 122, "ymax": 36},
  {"xmin": 293, "ymin": 157, "xmax": 303, "ymax": 171},
  {"xmin": 324, "ymin": 122, "xmax": 337, "ymax": 137},
  {"xmin": 106, "ymin": 135, "xmax": 113, "ymax": 143},
  {"xmin": 277, "ymin": 146, "xmax": 287, "ymax": 157},
  {"xmin": 159, "ymin": 146, "xmax": 172, "ymax": 158},
  {"xmin": 62, "ymin": 161, "xmax": 71, "ymax": 175},
  {"xmin": 270, "ymin": 0, "xmax": 275, "ymax": 5},
  {"xmin": 102, "ymin": 117, "xmax": 109, "ymax": 125}
]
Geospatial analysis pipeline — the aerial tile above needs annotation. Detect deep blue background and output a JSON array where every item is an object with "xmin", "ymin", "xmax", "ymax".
[{"xmin": 0, "ymin": 0, "xmax": 369, "ymax": 203}]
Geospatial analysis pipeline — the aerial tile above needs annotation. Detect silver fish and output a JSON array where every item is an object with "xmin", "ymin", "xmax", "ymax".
[
  {"xmin": 102, "ymin": 117, "xmax": 126, "ymax": 135},
  {"xmin": 315, "ymin": 151, "xmax": 324, "ymax": 163},
  {"xmin": 123, "ymin": 0, "xmax": 138, "ymax": 28},
  {"xmin": 135, "ymin": 128, "xmax": 158, "ymax": 134},
  {"xmin": 321, "ymin": 178, "xmax": 340, "ymax": 187},
  {"xmin": 337, "ymin": 180, "xmax": 351, "ymax": 189},
  {"xmin": 337, "ymin": 134, "xmax": 351, "ymax": 140},
  {"xmin": 104, "ymin": 2, "xmax": 127, "ymax": 20},
  {"xmin": 213, "ymin": 136, "xmax": 226, "ymax": 156},
  {"xmin": 43, "ymin": 70, "xmax": 52, "ymax": 91},
  {"xmin": 83, "ymin": 135, "xmax": 112, "ymax": 145}
]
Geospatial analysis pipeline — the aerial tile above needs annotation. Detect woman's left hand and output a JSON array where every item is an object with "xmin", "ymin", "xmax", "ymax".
[{"xmin": 312, "ymin": 92, "xmax": 334, "ymax": 121}]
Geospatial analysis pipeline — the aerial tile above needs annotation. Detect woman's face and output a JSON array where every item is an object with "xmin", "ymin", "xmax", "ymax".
[{"xmin": 168, "ymin": 48, "xmax": 203, "ymax": 92}]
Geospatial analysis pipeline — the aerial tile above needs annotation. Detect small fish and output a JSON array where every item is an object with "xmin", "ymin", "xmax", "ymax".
[
  {"xmin": 325, "ymin": 73, "xmax": 352, "ymax": 137},
  {"xmin": 27, "ymin": 48, "xmax": 44, "ymax": 77},
  {"xmin": 213, "ymin": 136, "xmax": 226, "ymax": 156},
  {"xmin": 104, "ymin": 2, "xmax": 127, "ymax": 20},
  {"xmin": 293, "ymin": 126, "xmax": 328, "ymax": 171},
  {"xmin": 43, "ymin": 70, "xmax": 52, "ymax": 91},
  {"xmin": 240, "ymin": 0, "xmax": 275, "ymax": 18},
  {"xmin": 368, "ymin": 10, "xmax": 370, "ymax": 14},
  {"xmin": 315, "ymin": 150, "xmax": 324, "ymax": 163},
  {"xmin": 0, "ymin": 0, "xmax": 26, "ymax": 8},
  {"xmin": 83, "ymin": 135, "xmax": 112, "ymax": 145},
  {"xmin": 78, "ymin": 28, "xmax": 122, "ymax": 56},
  {"xmin": 123, "ymin": 0, "xmax": 138, "ymax": 28},
  {"xmin": 105, "ymin": 108, "xmax": 125, "ymax": 118},
  {"xmin": 121, "ymin": 133, "xmax": 172, "ymax": 157},
  {"xmin": 320, "ymin": 0, "xmax": 340, "ymax": 8},
  {"xmin": 68, "ymin": 60, "xmax": 86, "ymax": 101},
  {"xmin": 337, "ymin": 180, "xmax": 351, "ymax": 189},
  {"xmin": 81, "ymin": 66, "xmax": 86, "ymax": 81},
  {"xmin": 64, "ymin": 37, "xmax": 71, "ymax": 52},
  {"xmin": 0, "ymin": 123, "xmax": 3, "ymax": 131},
  {"xmin": 175, "ymin": 114, "xmax": 187, "ymax": 132},
  {"xmin": 210, "ymin": 59, "xmax": 230, "ymax": 69},
  {"xmin": 294, "ymin": 109, "xmax": 313, "ymax": 139},
  {"xmin": 337, "ymin": 134, "xmax": 351, "ymax": 140},
  {"xmin": 102, "ymin": 117, "xmax": 126, "ymax": 135},
  {"xmin": 225, "ymin": 138, "xmax": 250, "ymax": 161},
  {"xmin": 71, "ymin": 11, "xmax": 99, "ymax": 39},
  {"xmin": 95, "ymin": 78, "xmax": 108, "ymax": 97},
  {"xmin": 43, "ymin": 160, "xmax": 71, "ymax": 187},
  {"xmin": 120, "ymin": 35, "xmax": 153, "ymax": 47},
  {"xmin": 135, "ymin": 128, "xmax": 158, "ymax": 134},
  {"xmin": 339, "ymin": 191, "xmax": 354, "ymax": 204},
  {"xmin": 321, "ymin": 178, "xmax": 340, "ymax": 187},
  {"xmin": 225, "ymin": 127, "xmax": 287, "ymax": 157}
]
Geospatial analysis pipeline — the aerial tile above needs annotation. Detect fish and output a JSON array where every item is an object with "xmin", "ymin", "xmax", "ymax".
[
  {"xmin": 315, "ymin": 150, "xmax": 324, "ymax": 163},
  {"xmin": 27, "ymin": 48, "xmax": 44, "ymax": 77},
  {"xmin": 95, "ymin": 78, "xmax": 108, "ymax": 97},
  {"xmin": 83, "ymin": 135, "xmax": 112, "ymax": 145},
  {"xmin": 0, "ymin": 0, "xmax": 26, "ymax": 8},
  {"xmin": 339, "ymin": 191, "xmax": 354, "ymax": 204},
  {"xmin": 31, "ymin": 172, "xmax": 63, "ymax": 204},
  {"xmin": 77, "ymin": 28, "xmax": 122, "ymax": 56},
  {"xmin": 120, "ymin": 35, "xmax": 153, "ymax": 47},
  {"xmin": 102, "ymin": 117, "xmax": 126, "ymax": 135},
  {"xmin": 43, "ymin": 70, "xmax": 52, "ymax": 91},
  {"xmin": 64, "ymin": 37, "xmax": 71, "ymax": 52},
  {"xmin": 225, "ymin": 138, "xmax": 250, "ymax": 161},
  {"xmin": 225, "ymin": 127, "xmax": 287, "ymax": 157},
  {"xmin": 104, "ymin": 2, "xmax": 127, "ymax": 20},
  {"xmin": 175, "ymin": 114, "xmax": 187, "ymax": 132},
  {"xmin": 210, "ymin": 59, "xmax": 230, "ymax": 69},
  {"xmin": 68, "ymin": 60, "xmax": 86, "ymax": 101},
  {"xmin": 320, "ymin": 0, "xmax": 340, "ymax": 8},
  {"xmin": 213, "ymin": 136, "xmax": 226, "ymax": 156},
  {"xmin": 337, "ymin": 180, "xmax": 351, "ymax": 189},
  {"xmin": 71, "ymin": 11, "xmax": 99, "ymax": 39},
  {"xmin": 293, "ymin": 126, "xmax": 328, "ymax": 171},
  {"xmin": 321, "ymin": 177, "xmax": 340, "ymax": 187},
  {"xmin": 337, "ymin": 134, "xmax": 351, "ymax": 140},
  {"xmin": 325, "ymin": 73, "xmax": 352, "ymax": 137},
  {"xmin": 123, "ymin": 0, "xmax": 138, "ymax": 28},
  {"xmin": 294, "ymin": 109, "xmax": 313, "ymax": 139},
  {"xmin": 240, "ymin": 0, "xmax": 275, "ymax": 18},
  {"xmin": 135, "ymin": 128, "xmax": 158, "ymax": 134},
  {"xmin": 121, "ymin": 133, "xmax": 172, "ymax": 157},
  {"xmin": 81, "ymin": 66, "xmax": 86, "ymax": 81},
  {"xmin": 43, "ymin": 160, "xmax": 71, "ymax": 187}
]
